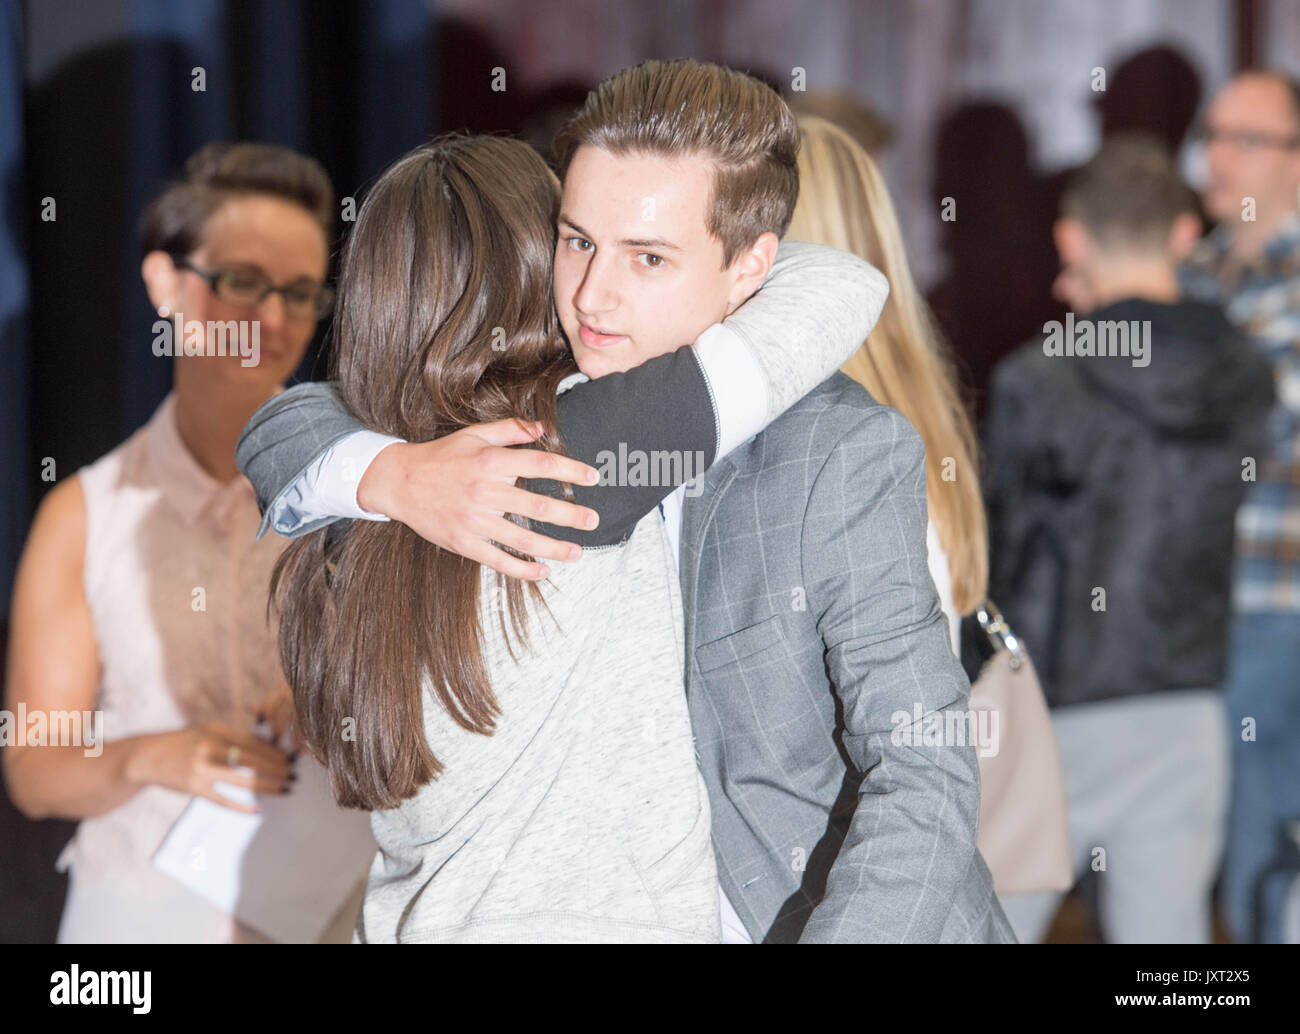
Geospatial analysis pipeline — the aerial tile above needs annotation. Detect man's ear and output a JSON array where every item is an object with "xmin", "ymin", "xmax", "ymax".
[
  {"xmin": 1284, "ymin": 145, "xmax": 1300, "ymax": 205},
  {"xmin": 141, "ymin": 250, "xmax": 179, "ymax": 314},
  {"xmin": 724, "ymin": 231, "xmax": 779, "ymax": 315},
  {"xmin": 1052, "ymin": 217, "xmax": 1090, "ymax": 270},
  {"xmin": 1167, "ymin": 211, "xmax": 1202, "ymax": 261}
]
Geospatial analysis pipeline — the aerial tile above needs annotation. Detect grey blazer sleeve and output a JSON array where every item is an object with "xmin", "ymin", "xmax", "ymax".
[
  {"xmin": 235, "ymin": 382, "xmax": 366, "ymax": 540},
  {"xmin": 796, "ymin": 405, "xmax": 982, "ymax": 944}
]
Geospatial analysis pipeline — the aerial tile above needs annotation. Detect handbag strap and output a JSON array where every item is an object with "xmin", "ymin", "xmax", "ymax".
[{"xmin": 975, "ymin": 599, "xmax": 1026, "ymax": 671}]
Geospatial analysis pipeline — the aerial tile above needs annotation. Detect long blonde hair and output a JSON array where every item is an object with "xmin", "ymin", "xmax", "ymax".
[{"xmin": 787, "ymin": 115, "xmax": 988, "ymax": 614}]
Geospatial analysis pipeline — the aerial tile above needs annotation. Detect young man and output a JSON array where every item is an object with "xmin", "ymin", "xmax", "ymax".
[
  {"xmin": 985, "ymin": 134, "xmax": 1273, "ymax": 943},
  {"xmin": 1178, "ymin": 70, "xmax": 1300, "ymax": 944},
  {"xmin": 238, "ymin": 59, "xmax": 1013, "ymax": 943}
]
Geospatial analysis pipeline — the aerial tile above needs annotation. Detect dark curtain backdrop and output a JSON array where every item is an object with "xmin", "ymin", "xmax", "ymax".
[{"xmin": 2, "ymin": 1, "xmax": 27, "ymax": 634}]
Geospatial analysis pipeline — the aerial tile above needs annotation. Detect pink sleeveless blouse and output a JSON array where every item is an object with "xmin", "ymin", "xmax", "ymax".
[{"xmin": 56, "ymin": 393, "xmax": 362, "ymax": 943}]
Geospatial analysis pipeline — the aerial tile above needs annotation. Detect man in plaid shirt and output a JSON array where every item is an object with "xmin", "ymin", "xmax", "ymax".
[{"xmin": 1180, "ymin": 69, "xmax": 1300, "ymax": 943}]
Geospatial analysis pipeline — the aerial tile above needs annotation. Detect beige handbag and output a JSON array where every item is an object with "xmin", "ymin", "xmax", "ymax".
[{"xmin": 968, "ymin": 600, "xmax": 1073, "ymax": 897}]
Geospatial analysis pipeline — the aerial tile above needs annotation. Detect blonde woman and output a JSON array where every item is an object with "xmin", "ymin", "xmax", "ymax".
[{"xmin": 787, "ymin": 115, "xmax": 987, "ymax": 647}]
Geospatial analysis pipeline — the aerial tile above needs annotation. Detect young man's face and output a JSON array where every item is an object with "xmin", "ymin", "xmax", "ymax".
[{"xmin": 554, "ymin": 145, "xmax": 767, "ymax": 378}]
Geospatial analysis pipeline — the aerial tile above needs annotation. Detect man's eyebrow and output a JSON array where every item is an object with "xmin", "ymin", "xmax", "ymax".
[
  {"xmin": 620, "ymin": 235, "xmax": 682, "ymax": 251},
  {"xmin": 558, "ymin": 214, "xmax": 682, "ymax": 251}
]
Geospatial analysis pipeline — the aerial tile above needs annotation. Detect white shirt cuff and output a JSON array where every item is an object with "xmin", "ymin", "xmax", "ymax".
[{"xmin": 268, "ymin": 429, "xmax": 406, "ymax": 533}]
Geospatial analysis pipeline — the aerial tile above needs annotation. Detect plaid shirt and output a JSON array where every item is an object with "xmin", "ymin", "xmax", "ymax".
[{"xmin": 1180, "ymin": 212, "xmax": 1300, "ymax": 612}]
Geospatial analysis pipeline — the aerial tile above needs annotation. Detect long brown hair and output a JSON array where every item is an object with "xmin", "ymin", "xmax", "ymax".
[
  {"xmin": 787, "ymin": 115, "xmax": 988, "ymax": 615},
  {"xmin": 271, "ymin": 135, "xmax": 576, "ymax": 810}
]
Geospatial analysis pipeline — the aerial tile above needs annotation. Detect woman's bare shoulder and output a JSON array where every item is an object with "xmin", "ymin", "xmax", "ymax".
[{"xmin": 22, "ymin": 475, "xmax": 87, "ymax": 572}]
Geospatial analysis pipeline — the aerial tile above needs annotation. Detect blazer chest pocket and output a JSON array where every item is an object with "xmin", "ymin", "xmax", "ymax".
[{"xmin": 695, "ymin": 614, "xmax": 787, "ymax": 674}]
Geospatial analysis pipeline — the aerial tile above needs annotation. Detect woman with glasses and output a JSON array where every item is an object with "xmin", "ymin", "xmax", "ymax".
[{"xmin": 3, "ymin": 141, "xmax": 373, "ymax": 942}]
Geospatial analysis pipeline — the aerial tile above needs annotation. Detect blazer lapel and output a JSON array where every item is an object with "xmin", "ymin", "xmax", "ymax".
[{"xmin": 679, "ymin": 458, "xmax": 738, "ymax": 687}]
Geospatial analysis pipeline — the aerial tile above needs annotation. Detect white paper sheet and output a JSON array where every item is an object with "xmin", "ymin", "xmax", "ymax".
[{"xmin": 152, "ymin": 746, "xmax": 376, "ymax": 943}]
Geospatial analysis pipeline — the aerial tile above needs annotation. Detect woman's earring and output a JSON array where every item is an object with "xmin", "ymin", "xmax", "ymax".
[{"xmin": 157, "ymin": 304, "xmax": 171, "ymax": 318}]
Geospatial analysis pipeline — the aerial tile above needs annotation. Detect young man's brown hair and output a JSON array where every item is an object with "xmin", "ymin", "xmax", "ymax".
[
  {"xmin": 1061, "ymin": 131, "xmax": 1197, "ymax": 253},
  {"xmin": 553, "ymin": 59, "xmax": 800, "ymax": 267}
]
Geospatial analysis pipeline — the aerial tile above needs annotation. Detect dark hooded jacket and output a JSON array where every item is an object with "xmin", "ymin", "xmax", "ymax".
[{"xmin": 983, "ymin": 297, "xmax": 1275, "ymax": 709}]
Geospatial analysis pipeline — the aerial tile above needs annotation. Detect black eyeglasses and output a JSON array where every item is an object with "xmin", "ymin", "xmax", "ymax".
[
  {"xmin": 171, "ymin": 256, "xmax": 334, "ymax": 320},
  {"xmin": 1192, "ymin": 125, "xmax": 1300, "ymax": 152}
]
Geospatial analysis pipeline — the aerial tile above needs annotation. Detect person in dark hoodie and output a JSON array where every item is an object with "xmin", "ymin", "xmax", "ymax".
[{"xmin": 983, "ymin": 133, "xmax": 1274, "ymax": 943}]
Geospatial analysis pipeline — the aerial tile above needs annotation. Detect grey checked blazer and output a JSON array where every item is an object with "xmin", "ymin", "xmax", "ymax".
[
  {"xmin": 681, "ymin": 373, "xmax": 1015, "ymax": 943},
  {"xmin": 237, "ymin": 375, "xmax": 1016, "ymax": 943}
]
